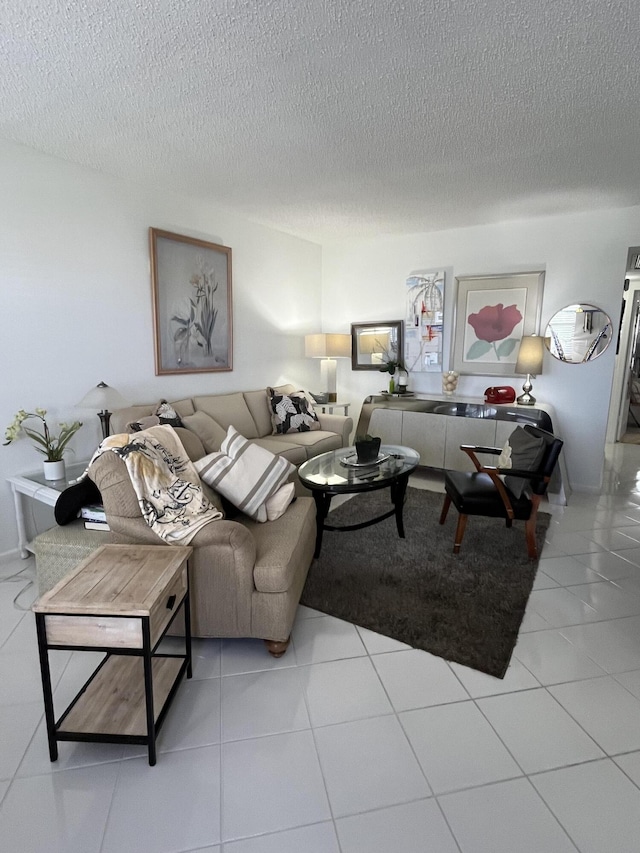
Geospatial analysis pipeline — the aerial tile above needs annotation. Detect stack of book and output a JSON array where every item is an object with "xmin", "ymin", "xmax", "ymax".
[{"xmin": 80, "ymin": 503, "xmax": 110, "ymax": 531}]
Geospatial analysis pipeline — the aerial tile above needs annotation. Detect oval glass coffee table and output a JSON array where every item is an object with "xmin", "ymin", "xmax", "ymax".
[{"xmin": 298, "ymin": 444, "xmax": 420, "ymax": 557}]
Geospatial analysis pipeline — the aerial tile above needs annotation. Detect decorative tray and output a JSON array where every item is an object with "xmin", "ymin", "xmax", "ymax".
[
  {"xmin": 340, "ymin": 452, "xmax": 391, "ymax": 468},
  {"xmin": 379, "ymin": 391, "xmax": 415, "ymax": 397}
]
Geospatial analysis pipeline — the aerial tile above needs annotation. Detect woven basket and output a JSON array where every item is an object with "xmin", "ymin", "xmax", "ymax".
[{"xmin": 34, "ymin": 519, "xmax": 130, "ymax": 595}]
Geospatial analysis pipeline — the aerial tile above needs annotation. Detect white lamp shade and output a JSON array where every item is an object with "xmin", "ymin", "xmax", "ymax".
[
  {"xmin": 77, "ymin": 382, "xmax": 129, "ymax": 412},
  {"xmin": 305, "ymin": 333, "xmax": 351, "ymax": 359},
  {"xmin": 515, "ymin": 336, "xmax": 544, "ymax": 376}
]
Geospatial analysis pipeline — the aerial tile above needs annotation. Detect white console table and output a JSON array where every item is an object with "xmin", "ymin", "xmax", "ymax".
[{"xmin": 358, "ymin": 394, "xmax": 570, "ymax": 505}]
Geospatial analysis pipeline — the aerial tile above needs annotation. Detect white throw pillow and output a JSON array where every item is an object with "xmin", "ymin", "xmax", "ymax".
[
  {"xmin": 265, "ymin": 482, "xmax": 296, "ymax": 521},
  {"xmin": 194, "ymin": 426, "xmax": 295, "ymax": 522}
]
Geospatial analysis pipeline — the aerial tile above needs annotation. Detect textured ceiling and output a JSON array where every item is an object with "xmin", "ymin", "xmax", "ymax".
[{"xmin": 2, "ymin": 0, "xmax": 640, "ymax": 242}]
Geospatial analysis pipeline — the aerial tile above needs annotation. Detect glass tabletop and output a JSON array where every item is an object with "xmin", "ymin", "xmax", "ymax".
[
  {"xmin": 22, "ymin": 460, "xmax": 90, "ymax": 490},
  {"xmin": 298, "ymin": 444, "xmax": 420, "ymax": 492}
]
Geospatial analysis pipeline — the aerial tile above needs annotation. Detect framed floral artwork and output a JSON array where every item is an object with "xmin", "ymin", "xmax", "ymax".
[
  {"xmin": 149, "ymin": 228, "xmax": 233, "ymax": 375},
  {"xmin": 452, "ymin": 272, "xmax": 544, "ymax": 376}
]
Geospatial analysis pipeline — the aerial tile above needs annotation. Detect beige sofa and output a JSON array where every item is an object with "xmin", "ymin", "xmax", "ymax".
[
  {"xmin": 110, "ymin": 384, "xmax": 353, "ymax": 465},
  {"xmin": 88, "ymin": 385, "xmax": 352, "ymax": 656}
]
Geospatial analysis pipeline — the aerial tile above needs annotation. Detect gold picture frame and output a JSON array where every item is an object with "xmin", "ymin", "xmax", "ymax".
[{"xmin": 149, "ymin": 228, "xmax": 233, "ymax": 375}]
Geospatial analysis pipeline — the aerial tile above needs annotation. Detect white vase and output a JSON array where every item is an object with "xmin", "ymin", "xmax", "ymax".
[{"xmin": 43, "ymin": 460, "xmax": 66, "ymax": 481}]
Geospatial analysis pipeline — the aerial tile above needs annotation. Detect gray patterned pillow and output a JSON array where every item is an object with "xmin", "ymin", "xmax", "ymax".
[
  {"xmin": 500, "ymin": 426, "xmax": 547, "ymax": 498},
  {"xmin": 267, "ymin": 388, "xmax": 320, "ymax": 434}
]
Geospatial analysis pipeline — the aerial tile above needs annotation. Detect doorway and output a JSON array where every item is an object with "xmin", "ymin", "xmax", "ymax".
[{"xmin": 606, "ymin": 246, "xmax": 640, "ymax": 443}]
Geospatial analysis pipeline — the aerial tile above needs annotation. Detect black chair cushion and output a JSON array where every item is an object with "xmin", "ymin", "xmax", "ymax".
[{"xmin": 445, "ymin": 471, "xmax": 533, "ymax": 520}]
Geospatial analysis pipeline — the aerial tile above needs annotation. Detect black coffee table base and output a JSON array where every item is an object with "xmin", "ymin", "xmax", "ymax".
[{"xmin": 312, "ymin": 473, "xmax": 411, "ymax": 558}]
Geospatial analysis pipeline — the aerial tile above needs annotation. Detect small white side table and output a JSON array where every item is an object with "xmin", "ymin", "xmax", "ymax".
[
  {"xmin": 318, "ymin": 402, "xmax": 351, "ymax": 415},
  {"xmin": 7, "ymin": 461, "xmax": 89, "ymax": 558}
]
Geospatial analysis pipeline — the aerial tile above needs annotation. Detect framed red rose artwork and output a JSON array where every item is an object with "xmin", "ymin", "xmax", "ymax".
[{"xmin": 452, "ymin": 271, "xmax": 545, "ymax": 376}]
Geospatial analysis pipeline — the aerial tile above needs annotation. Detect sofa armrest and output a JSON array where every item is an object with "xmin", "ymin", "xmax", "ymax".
[{"xmin": 316, "ymin": 414, "xmax": 353, "ymax": 446}]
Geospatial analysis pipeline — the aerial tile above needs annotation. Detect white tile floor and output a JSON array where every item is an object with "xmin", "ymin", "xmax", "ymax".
[{"xmin": 3, "ymin": 444, "xmax": 640, "ymax": 851}]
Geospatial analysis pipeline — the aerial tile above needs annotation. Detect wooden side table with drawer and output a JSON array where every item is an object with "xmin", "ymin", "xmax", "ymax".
[{"xmin": 32, "ymin": 543, "xmax": 193, "ymax": 766}]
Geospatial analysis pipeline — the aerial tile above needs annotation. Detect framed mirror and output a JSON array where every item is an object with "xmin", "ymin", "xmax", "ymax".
[
  {"xmin": 351, "ymin": 320, "xmax": 403, "ymax": 370},
  {"xmin": 544, "ymin": 303, "xmax": 612, "ymax": 363}
]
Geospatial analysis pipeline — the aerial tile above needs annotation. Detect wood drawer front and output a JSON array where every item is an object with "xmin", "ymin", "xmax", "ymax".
[
  {"xmin": 45, "ymin": 614, "xmax": 143, "ymax": 649},
  {"xmin": 150, "ymin": 565, "xmax": 188, "ymax": 646}
]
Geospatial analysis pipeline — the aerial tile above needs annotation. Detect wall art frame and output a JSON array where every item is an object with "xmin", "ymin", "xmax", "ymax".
[
  {"xmin": 149, "ymin": 228, "xmax": 233, "ymax": 375},
  {"xmin": 452, "ymin": 271, "xmax": 544, "ymax": 377},
  {"xmin": 404, "ymin": 270, "xmax": 445, "ymax": 373},
  {"xmin": 351, "ymin": 320, "xmax": 403, "ymax": 370}
]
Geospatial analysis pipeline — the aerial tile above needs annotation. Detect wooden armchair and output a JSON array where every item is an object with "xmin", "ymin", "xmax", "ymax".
[{"xmin": 439, "ymin": 425, "xmax": 563, "ymax": 560}]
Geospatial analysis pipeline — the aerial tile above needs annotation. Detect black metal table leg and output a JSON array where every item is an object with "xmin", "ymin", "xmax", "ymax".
[
  {"xmin": 35, "ymin": 614, "xmax": 58, "ymax": 761},
  {"xmin": 184, "ymin": 562, "xmax": 193, "ymax": 679},
  {"xmin": 142, "ymin": 620, "xmax": 156, "ymax": 766},
  {"xmin": 391, "ymin": 474, "xmax": 410, "ymax": 538},
  {"xmin": 312, "ymin": 491, "xmax": 333, "ymax": 557}
]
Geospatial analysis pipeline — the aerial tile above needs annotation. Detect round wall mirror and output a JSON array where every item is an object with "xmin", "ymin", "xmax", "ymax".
[{"xmin": 544, "ymin": 303, "xmax": 612, "ymax": 363}]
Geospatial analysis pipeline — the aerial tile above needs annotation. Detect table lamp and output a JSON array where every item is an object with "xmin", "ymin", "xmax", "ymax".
[
  {"xmin": 515, "ymin": 335, "xmax": 544, "ymax": 405},
  {"xmin": 77, "ymin": 382, "xmax": 129, "ymax": 439},
  {"xmin": 305, "ymin": 333, "xmax": 351, "ymax": 402}
]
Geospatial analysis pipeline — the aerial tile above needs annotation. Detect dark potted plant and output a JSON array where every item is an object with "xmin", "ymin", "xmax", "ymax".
[
  {"xmin": 355, "ymin": 433, "xmax": 381, "ymax": 463},
  {"xmin": 379, "ymin": 357, "xmax": 407, "ymax": 393}
]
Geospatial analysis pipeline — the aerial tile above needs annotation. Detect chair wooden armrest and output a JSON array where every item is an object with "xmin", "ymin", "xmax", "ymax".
[
  {"xmin": 460, "ymin": 444, "xmax": 501, "ymax": 455},
  {"xmin": 473, "ymin": 464, "xmax": 516, "ymax": 518},
  {"xmin": 460, "ymin": 445, "xmax": 501, "ymax": 473}
]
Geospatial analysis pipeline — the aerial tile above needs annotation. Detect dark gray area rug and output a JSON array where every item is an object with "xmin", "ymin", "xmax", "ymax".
[{"xmin": 300, "ymin": 487, "xmax": 551, "ymax": 678}]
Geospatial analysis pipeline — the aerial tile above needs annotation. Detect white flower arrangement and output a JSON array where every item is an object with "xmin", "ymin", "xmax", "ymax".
[{"xmin": 4, "ymin": 409, "xmax": 82, "ymax": 461}]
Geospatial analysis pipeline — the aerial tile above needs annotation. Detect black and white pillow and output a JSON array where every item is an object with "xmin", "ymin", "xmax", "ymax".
[
  {"xmin": 154, "ymin": 400, "xmax": 184, "ymax": 428},
  {"xmin": 268, "ymin": 388, "xmax": 320, "ymax": 435}
]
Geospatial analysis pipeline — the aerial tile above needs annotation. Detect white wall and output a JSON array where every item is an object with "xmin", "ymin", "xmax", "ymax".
[
  {"xmin": 0, "ymin": 140, "xmax": 322, "ymax": 558},
  {"xmin": 322, "ymin": 207, "xmax": 640, "ymax": 493},
  {"xmin": 3, "ymin": 138, "xmax": 639, "ymax": 558}
]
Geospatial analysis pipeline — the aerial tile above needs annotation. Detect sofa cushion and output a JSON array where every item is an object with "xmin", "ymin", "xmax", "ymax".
[
  {"xmin": 268, "ymin": 388, "xmax": 320, "ymax": 435},
  {"xmin": 173, "ymin": 426, "xmax": 206, "ymax": 462},
  {"xmin": 182, "ymin": 410, "xmax": 227, "ymax": 453},
  {"xmin": 243, "ymin": 389, "xmax": 274, "ymax": 437},
  {"xmin": 193, "ymin": 392, "xmax": 259, "ymax": 439},
  {"xmin": 195, "ymin": 426, "xmax": 295, "ymax": 522},
  {"xmin": 281, "ymin": 430, "xmax": 343, "ymax": 458},
  {"xmin": 251, "ymin": 437, "xmax": 307, "ymax": 465}
]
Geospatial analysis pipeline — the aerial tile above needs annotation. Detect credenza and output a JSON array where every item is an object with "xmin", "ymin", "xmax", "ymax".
[{"xmin": 357, "ymin": 394, "xmax": 569, "ymax": 504}]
